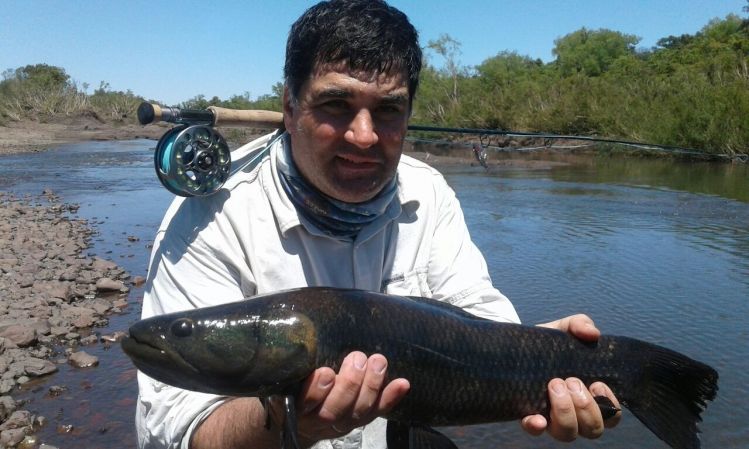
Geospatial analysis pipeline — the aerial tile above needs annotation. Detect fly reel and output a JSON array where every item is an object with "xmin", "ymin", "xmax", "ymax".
[{"xmin": 154, "ymin": 124, "xmax": 231, "ymax": 196}]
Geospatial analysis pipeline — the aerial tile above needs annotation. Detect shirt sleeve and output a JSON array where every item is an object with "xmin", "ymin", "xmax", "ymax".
[
  {"xmin": 135, "ymin": 196, "xmax": 257, "ymax": 449},
  {"xmin": 427, "ymin": 175, "xmax": 521, "ymax": 324}
]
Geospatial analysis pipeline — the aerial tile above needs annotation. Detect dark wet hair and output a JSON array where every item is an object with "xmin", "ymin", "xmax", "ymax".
[{"xmin": 284, "ymin": 0, "xmax": 422, "ymax": 102}]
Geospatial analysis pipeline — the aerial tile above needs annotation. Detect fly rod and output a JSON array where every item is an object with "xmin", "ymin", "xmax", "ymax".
[{"xmin": 138, "ymin": 102, "xmax": 743, "ymax": 197}]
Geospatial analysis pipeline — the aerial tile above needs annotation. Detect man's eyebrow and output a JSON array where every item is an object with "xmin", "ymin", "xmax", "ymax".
[
  {"xmin": 380, "ymin": 93, "xmax": 410, "ymax": 105},
  {"xmin": 314, "ymin": 88, "xmax": 351, "ymax": 99},
  {"xmin": 312, "ymin": 88, "xmax": 410, "ymax": 104}
]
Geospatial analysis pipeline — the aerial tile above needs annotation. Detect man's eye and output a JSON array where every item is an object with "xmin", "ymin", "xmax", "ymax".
[
  {"xmin": 320, "ymin": 100, "xmax": 349, "ymax": 113},
  {"xmin": 376, "ymin": 105, "xmax": 407, "ymax": 120}
]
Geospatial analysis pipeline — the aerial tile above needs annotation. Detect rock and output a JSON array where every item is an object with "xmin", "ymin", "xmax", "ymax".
[
  {"xmin": 50, "ymin": 326, "xmax": 72, "ymax": 337},
  {"xmin": 0, "ymin": 379, "xmax": 15, "ymax": 394},
  {"xmin": 58, "ymin": 270, "xmax": 78, "ymax": 282},
  {"xmin": 131, "ymin": 275, "xmax": 146, "ymax": 286},
  {"xmin": 91, "ymin": 257, "xmax": 118, "ymax": 272},
  {"xmin": 100, "ymin": 331, "xmax": 127, "ymax": 343},
  {"xmin": 22, "ymin": 358, "xmax": 57, "ymax": 377},
  {"xmin": 0, "ymin": 410, "xmax": 32, "ymax": 430},
  {"xmin": 72, "ymin": 315, "xmax": 96, "ymax": 329},
  {"xmin": 95, "ymin": 277, "xmax": 125, "ymax": 292},
  {"xmin": 68, "ymin": 351, "xmax": 98, "ymax": 368},
  {"xmin": 25, "ymin": 320, "xmax": 51, "ymax": 337},
  {"xmin": 0, "ymin": 396, "xmax": 15, "ymax": 421},
  {"xmin": 0, "ymin": 326, "xmax": 37, "ymax": 348},
  {"xmin": 18, "ymin": 434, "xmax": 39, "ymax": 449},
  {"xmin": 61, "ymin": 306, "xmax": 96, "ymax": 329},
  {"xmin": 56, "ymin": 424, "xmax": 74, "ymax": 434},
  {"xmin": 89, "ymin": 300, "xmax": 111, "ymax": 315},
  {"xmin": 34, "ymin": 415, "xmax": 46, "ymax": 428},
  {"xmin": 79, "ymin": 335, "xmax": 98, "ymax": 345},
  {"xmin": 48, "ymin": 385, "xmax": 67, "ymax": 397},
  {"xmin": 0, "ymin": 428, "xmax": 27, "ymax": 447},
  {"xmin": 35, "ymin": 281, "xmax": 75, "ymax": 302}
]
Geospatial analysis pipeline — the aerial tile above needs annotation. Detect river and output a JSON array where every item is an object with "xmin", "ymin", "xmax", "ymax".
[{"xmin": 1, "ymin": 139, "xmax": 747, "ymax": 449}]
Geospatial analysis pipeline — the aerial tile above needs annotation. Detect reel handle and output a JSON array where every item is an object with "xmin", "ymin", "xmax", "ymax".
[
  {"xmin": 207, "ymin": 106, "xmax": 284, "ymax": 128},
  {"xmin": 137, "ymin": 102, "xmax": 283, "ymax": 128}
]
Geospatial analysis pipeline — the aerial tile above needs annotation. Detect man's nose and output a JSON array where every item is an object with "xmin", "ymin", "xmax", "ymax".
[{"xmin": 344, "ymin": 109, "xmax": 379, "ymax": 149}]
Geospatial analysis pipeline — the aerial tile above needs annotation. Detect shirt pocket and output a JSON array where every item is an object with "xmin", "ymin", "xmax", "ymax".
[{"xmin": 381, "ymin": 267, "xmax": 432, "ymax": 297}]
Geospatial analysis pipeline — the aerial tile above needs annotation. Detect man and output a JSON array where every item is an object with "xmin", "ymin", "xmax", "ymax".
[{"xmin": 136, "ymin": 1, "xmax": 621, "ymax": 448}]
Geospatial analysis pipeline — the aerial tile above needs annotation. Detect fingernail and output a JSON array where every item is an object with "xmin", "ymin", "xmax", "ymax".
[
  {"xmin": 551, "ymin": 380, "xmax": 566, "ymax": 396},
  {"xmin": 370, "ymin": 357, "xmax": 386, "ymax": 374},
  {"xmin": 590, "ymin": 384, "xmax": 605, "ymax": 396},
  {"xmin": 566, "ymin": 379, "xmax": 584, "ymax": 394},
  {"xmin": 353, "ymin": 352, "xmax": 366, "ymax": 370},
  {"xmin": 318, "ymin": 372, "xmax": 334, "ymax": 389}
]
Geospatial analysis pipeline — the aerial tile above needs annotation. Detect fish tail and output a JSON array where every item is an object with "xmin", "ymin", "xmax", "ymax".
[{"xmin": 622, "ymin": 342, "xmax": 718, "ymax": 449}]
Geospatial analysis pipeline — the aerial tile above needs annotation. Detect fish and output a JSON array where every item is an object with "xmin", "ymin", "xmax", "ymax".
[{"xmin": 121, "ymin": 287, "xmax": 718, "ymax": 449}]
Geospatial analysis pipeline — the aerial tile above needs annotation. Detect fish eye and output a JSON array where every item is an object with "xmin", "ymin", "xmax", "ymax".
[{"xmin": 171, "ymin": 318, "xmax": 194, "ymax": 338}]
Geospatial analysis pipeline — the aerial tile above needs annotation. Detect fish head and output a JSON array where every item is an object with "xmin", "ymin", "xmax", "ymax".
[{"xmin": 121, "ymin": 303, "xmax": 318, "ymax": 396}]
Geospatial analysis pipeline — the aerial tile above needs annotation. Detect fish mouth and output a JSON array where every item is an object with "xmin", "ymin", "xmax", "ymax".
[{"xmin": 121, "ymin": 333, "xmax": 200, "ymax": 379}]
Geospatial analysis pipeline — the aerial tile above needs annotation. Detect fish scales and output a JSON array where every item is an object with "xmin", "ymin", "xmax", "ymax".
[
  {"xmin": 122, "ymin": 287, "xmax": 718, "ymax": 449},
  {"xmin": 302, "ymin": 290, "xmax": 642, "ymax": 424}
]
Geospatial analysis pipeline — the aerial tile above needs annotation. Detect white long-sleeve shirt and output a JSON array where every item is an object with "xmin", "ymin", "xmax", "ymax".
[{"xmin": 136, "ymin": 132, "xmax": 520, "ymax": 449}]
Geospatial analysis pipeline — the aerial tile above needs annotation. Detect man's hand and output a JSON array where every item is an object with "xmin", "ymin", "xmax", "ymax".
[
  {"xmin": 292, "ymin": 351, "xmax": 410, "ymax": 447},
  {"xmin": 520, "ymin": 314, "xmax": 622, "ymax": 441},
  {"xmin": 192, "ymin": 351, "xmax": 409, "ymax": 449}
]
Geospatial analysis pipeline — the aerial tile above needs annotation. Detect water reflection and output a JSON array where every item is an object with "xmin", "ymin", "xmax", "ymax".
[{"xmin": 438, "ymin": 152, "xmax": 748, "ymax": 448}]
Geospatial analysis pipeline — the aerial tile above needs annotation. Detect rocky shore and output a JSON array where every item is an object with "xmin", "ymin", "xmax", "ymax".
[{"xmin": 0, "ymin": 190, "xmax": 141, "ymax": 449}]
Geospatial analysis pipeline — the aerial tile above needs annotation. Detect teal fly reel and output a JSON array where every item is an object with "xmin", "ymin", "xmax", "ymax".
[{"xmin": 155, "ymin": 125, "xmax": 231, "ymax": 196}]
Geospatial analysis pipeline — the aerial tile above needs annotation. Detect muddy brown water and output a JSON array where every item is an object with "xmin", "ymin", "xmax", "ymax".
[{"xmin": 1, "ymin": 139, "xmax": 747, "ymax": 448}]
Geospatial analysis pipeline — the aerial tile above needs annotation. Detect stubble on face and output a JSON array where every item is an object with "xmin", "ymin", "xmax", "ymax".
[{"xmin": 284, "ymin": 65, "xmax": 410, "ymax": 203}]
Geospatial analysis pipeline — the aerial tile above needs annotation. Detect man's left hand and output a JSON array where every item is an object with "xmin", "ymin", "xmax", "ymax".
[{"xmin": 520, "ymin": 314, "xmax": 622, "ymax": 441}]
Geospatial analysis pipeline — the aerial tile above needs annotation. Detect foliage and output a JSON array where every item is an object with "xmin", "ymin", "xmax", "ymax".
[
  {"xmin": 0, "ymin": 64, "xmax": 144, "ymax": 124},
  {"xmin": 181, "ymin": 82, "xmax": 283, "ymax": 112},
  {"xmin": 553, "ymin": 28, "xmax": 640, "ymax": 77},
  {"xmin": 411, "ymin": 13, "xmax": 749, "ymax": 156}
]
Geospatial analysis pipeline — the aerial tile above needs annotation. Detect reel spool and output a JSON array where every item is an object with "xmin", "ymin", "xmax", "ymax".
[{"xmin": 154, "ymin": 124, "xmax": 231, "ymax": 196}]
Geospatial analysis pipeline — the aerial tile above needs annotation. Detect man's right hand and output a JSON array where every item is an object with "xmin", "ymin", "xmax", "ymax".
[
  {"xmin": 292, "ymin": 351, "xmax": 411, "ymax": 447},
  {"xmin": 192, "ymin": 352, "xmax": 409, "ymax": 449}
]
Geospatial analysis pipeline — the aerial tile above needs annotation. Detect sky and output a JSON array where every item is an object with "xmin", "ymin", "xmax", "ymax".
[{"xmin": 1, "ymin": 0, "xmax": 746, "ymax": 106}]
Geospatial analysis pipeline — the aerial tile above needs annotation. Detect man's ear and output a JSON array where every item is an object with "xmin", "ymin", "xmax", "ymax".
[{"xmin": 283, "ymin": 86, "xmax": 294, "ymax": 131}]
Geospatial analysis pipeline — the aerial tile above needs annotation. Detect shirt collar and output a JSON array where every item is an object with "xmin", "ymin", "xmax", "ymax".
[{"xmin": 265, "ymin": 134, "xmax": 415, "ymax": 241}]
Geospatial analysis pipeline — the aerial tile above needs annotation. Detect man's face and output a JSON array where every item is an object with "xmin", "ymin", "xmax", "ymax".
[{"xmin": 284, "ymin": 65, "xmax": 411, "ymax": 203}]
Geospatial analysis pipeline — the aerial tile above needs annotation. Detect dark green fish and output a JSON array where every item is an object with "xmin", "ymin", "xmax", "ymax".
[{"xmin": 122, "ymin": 287, "xmax": 718, "ymax": 449}]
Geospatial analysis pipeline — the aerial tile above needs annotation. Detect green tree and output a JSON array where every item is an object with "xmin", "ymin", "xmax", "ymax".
[
  {"xmin": 13, "ymin": 64, "xmax": 71, "ymax": 90},
  {"xmin": 553, "ymin": 28, "xmax": 640, "ymax": 76}
]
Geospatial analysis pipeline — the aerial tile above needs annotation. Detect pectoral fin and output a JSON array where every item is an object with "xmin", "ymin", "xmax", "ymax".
[
  {"xmin": 262, "ymin": 395, "xmax": 301, "ymax": 449},
  {"xmin": 594, "ymin": 395, "xmax": 621, "ymax": 420},
  {"xmin": 282, "ymin": 395, "xmax": 300, "ymax": 449},
  {"xmin": 386, "ymin": 421, "xmax": 458, "ymax": 449}
]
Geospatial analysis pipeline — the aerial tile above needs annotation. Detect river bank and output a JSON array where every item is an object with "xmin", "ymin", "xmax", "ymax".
[
  {"xmin": 0, "ymin": 117, "xmax": 166, "ymax": 155},
  {"xmin": 0, "ymin": 190, "xmax": 141, "ymax": 448},
  {"xmin": 0, "ymin": 117, "xmax": 569, "ymax": 169}
]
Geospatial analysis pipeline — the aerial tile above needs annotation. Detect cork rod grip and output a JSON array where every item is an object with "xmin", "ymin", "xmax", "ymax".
[{"xmin": 208, "ymin": 106, "xmax": 284, "ymax": 128}]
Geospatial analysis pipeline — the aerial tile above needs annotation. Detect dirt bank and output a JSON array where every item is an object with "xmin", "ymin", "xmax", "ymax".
[
  {"xmin": 0, "ymin": 116, "xmax": 167, "ymax": 155},
  {"xmin": 0, "ymin": 116, "xmax": 572, "ymax": 171}
]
